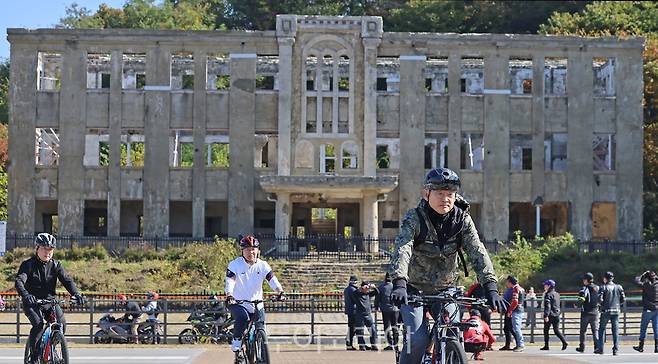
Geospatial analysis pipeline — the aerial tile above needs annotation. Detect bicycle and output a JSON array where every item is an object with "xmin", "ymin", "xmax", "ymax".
[
  {"xmin": 232, "ymin": 296, "xmax": 285, "ymax": 364},
  {"xmin": 395, "ymin": 287, "xmax": 489, "ymax": 364},
  {"xmin": 23, "ymin": 298, "xmax": 78, "ymax": 364}
]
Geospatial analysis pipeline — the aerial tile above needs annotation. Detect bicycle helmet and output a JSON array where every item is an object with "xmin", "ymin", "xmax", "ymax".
[
  {"xmin": 583, "ymin": 272, "xmax": 594, "ymax": 281},
  {"xmin": 118, "ymin": 294, "xmax": 128, "ymax": 302},
  {"xmin": 147, "ymin": 291, "xmax": 160, "ymax": 300},
  {"xmin": 239, "ymin": 235, "xmax": 260, "ymax": 249},
  {"xmin": 35, "ymin": 232, "xmax": 56, "ymax": 249},
  {"xmin": 424, "ymin": 168, "xmax": 461, "ymax": 191},
  {"xmin": 543, "ymin": 279, "xmax": 556, "ymax": 288}
]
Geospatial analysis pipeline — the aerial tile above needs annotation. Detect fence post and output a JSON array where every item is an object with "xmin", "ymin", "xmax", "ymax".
[
  {"xmin": 310, "ymin": 298, "xmax": 316, "ymax": 345},
  {"xmin": 623, "ymin": 300, "xmax": 627, "ymax": 336},
  {"xmin": 163, "ymin": 298, "xmax": 168, "ymax": 344},
  {"xmin": 89, "ymin": 297, "xmax": 95, "ymax": 344},
  {"xmin": 529, "ymin": 298, "xmax": 535, "ymax": 344},
  {"xmin": 16, "ymin": 298, "xmax": 21, "ymax": 344},
  {"xmin": 561, "ymin": 299, "xmax": 565, "ymax": 335}
]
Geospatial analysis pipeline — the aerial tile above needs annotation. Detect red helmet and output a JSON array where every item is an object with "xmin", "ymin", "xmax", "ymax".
[
  {"xmin": 239, "ymin": 235, "xmax": 260, "ymax": 249},
  {"xmin": 147, "ymin": 291, "xmax": 159, "ymax": 300},
  {"xmin": 118, "ymin": 294, "xmax": 127, "ymax": 302}
]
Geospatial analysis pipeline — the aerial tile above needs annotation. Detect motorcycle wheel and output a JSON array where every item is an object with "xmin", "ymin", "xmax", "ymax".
[
  {"xmin": 93, "ymin": 330, "xmax": 111, "ymax": 344},
  {"xmin": 178, "ymin": 329, "xmax": 198, "ymax": 345}
]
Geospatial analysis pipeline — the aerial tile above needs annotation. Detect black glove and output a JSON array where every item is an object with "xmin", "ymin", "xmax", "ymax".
[
  {"xmin": 390, "ymin": 278, "xmax": 408, "ymax": 306},
  {"xmin": 72, "ymin": 294, "xmax": 86, "ymax": 305},
  {"xmin": 24, "ymin": 294, "xmax": 37, "ymax": 306},
  {"xmin": 484, "ymin": 282, "xmax": 507, "ymax": 314}
]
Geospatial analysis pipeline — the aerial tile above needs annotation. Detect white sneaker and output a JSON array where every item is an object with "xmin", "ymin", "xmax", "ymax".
[{"xmin": 231, "ymin": 339, "xmax": 242, "ymax": 352}]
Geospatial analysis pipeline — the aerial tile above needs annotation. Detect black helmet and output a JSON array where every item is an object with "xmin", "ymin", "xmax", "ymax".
[
  {"xmin": 583, "ymin": 272, "xmax": 594, "ymax": 281},
  {"xmin": 35, "ymin": 233, "xmax": 56, "ymax": 249},
  {"xmin": 424, "ymin": 168, "xmax": 460, "ymax": 191},
  {"xmin": 604, "ymin": 271, "xmax": 614, "ymax": 281}
]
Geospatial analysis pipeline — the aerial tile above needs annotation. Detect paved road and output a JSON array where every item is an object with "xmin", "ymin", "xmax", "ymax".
[{"xmin": 0, "ymin": 347, "xmax": 204, "ymax": 364}]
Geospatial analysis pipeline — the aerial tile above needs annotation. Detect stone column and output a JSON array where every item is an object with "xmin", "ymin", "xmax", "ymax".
[
  {"xmin": 228, "ymin": 54, "xmax": 256, "ymax": 237},
  {"xmin": 447, "ymin": 53, "xmax": 462, "ymax": 171},
  {"xmin": 8, "ymin": 46, "xmax": 37, "ymax": 235},
  {"xmin": 275, "ymin": 192, "xmax": 292, "ymax": 252},
  {"xmin": 398, "ymin": 55, "xmax": 426, "ymax": 220},
  {"xmin": 143, "ymin": 47, "xmax": 171, "ymax": 238},
  {"xmin": 276, "ymin": 37, "xmax": 294, "ymax": 176},
  {"xmin": 567, "ymin": 51, "xmax": 594, "ymax": 241},
  {"xmin": 615, "ymin": 49, "xmax": 644, "ymax": 240},
  {"xmin": 362, "ymin": 38, "xmax": 381, "ymax": 177},
  {"xmin": 482, "ymin": 51, "xmax": 510, "ymax": 241},
  {"xmin": 107, "ymin": 50, "xmax": 122, "ymax": 237},
  {"xmin": 361, "ymin": 192, "xmax": 379, "ymax": 253},
  {"xmin": 531, "ymin": 55, "xmax": 546, "ymax": 211},
  {"xmin": 58, "ymin": 42, "xmax": 87, "ymax": 236},
  {"xmin": 192, "ymin": 50, "xmax": 207, "ymax": 238}
]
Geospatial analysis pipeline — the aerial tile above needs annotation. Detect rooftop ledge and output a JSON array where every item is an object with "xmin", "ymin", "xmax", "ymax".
[{"xmin": 259, "ymin": 175, "xmax": 398, "ymax": 194}]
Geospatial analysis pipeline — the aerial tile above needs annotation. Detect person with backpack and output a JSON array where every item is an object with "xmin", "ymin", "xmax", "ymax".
[
  {"xmin": 632, "ymin": 270, "xmax": 658, "ymax": 353},
  {"xmin": 388, "ymin": 168, "xmax": 507, "ymax": 364},
  {"xmin": 576, "ymin": 272, "xmax": 600, "ymax": 353},
  {"xmin": 539, "ymin": 279, "xmax": 567, "ymax": 351},
  {"xmin": 463, "ymin": 309, "xmax": 495, "ymax": 361},
  {"xmin": 596, "ymin": 271, "xmax": 625, "ymax": 356}
]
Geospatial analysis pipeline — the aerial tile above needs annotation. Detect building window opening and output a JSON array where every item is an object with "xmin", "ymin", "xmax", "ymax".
[
  {"xmin": 544, "ymin": 57, "xmax": 567, "ymax": 96},
  {"xmin": 35, "ymin": 128, "xmax": 60, "ymax": 166},
  {"xmin": 376, "ymin": 145, "xmax": 390, "ymax": 169},
  {"xmin": 37, "ymin": 52, "xmax": 62, "ymax": 91},
  {"xmin": 376, "ymin": 77, "xmax": 387, "ymax": 91},
  {"xmin": 171, "ymin": 52, "xmax": 194, "ymax": 90},
  {"xmin": 593, "ymin": 57, "xmax": 615, "ymax": 97},
  {"xmin": 122, "ymin": 53, "xmax": 146, "ymax": 90},
  {"xmin": 83, "ymin": 129, "xmax": 110, "ymax": 167},
  {"xmin": 511, "ymin": 134, "xmax": 533, "ymax": 171},
  {"xmin": 460, "ymin": 133, "xmax": 484, "ymax": 171},
  {"xmin": 461, "ymin": 57, "xmax": 484, "ymax": 95},
  {"xmin": 207, "ymin": 54, "xmax": 230, "ymax": 90},
  {"xmin": 544, "ymin": 133, "xmax": 567, "ymax": 171},
  {"xmin": 256, "ymin": 56, "xmax": 278, "ymax": 90},
  {"xmin": 341, "ymin": 141, "xmax": 358, "ymax": 169},
  {"xmin": 87, "ymin": 53, "xmax": 112, "ymax": 89},
  {"xmin": 320, "ymin": 144, "xmax": 336, "ymax": 174},
  {"xmin": 121, "ymin": 131, "xmax": 145, "ymax": 167},
  {"xmin": 170, "ymin": 130, "xmax": 194, "ymax": 167},
  {"xmin": 593, "ymin": 133, "xmax": 615, "ymax": 171},
  {"xmin": 205, "ymin": 132, "xmax": 229, "ymax": 168},
  {"xmin": 509, "ymin": 57, "xmax": 533, "ymax": 95},
  {"xmin": 425, "ymin": 57, "xmax": 448, "ymax": 93},
  {"xmin": 425, "ymin": 134, "xmax": 448, "ymax": 169}
]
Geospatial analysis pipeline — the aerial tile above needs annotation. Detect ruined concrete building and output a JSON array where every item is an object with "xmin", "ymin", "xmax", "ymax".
[{"xmin": 7, "ymin": 15, "xmax": 644, "ymax": 251}]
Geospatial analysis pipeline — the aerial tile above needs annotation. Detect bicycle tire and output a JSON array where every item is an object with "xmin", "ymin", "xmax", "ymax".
[
  {"xmin": 432, "ymin": 338, "xmax": 468, "ymax": 364},
  {"xmin": 254, "ymin": 329, "xmax": 270, "ymax": 364},
  {"xmin": 50, "ymin": 330, "xmax": 69, "ymax": 364}
]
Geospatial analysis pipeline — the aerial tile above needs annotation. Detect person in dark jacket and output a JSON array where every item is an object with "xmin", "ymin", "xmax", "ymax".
[
  {"xmin": 632, "ymin": 270, "xmax": 658, "ymax": 353},
  {"xmin": 352, "ymin": 281, "xmax": 379, "ymax": 351},
  {"xmin": 539, "ymin": 279, "xmax": 567, "ymax": 351},
  {"xmin": 376, "ymin": 273, "xmax": 399, "ymax": 350},
  {"xmin": 576, "ymin": 272, "xmax": 599, "ymax": 353},
  {"xmin": 596, "ymin": 271, "xmax": 625, "ymax": 355},
  {"xmin": 343, "ymin": 275, "xmax": 358, "ymax": 350},
  {"xmin": 118, "ymin": 294, "xmax": 143, "ymax": 343},
  {"xmin": 15, "ymin": 233, "xmax": 85, "ymax": 364}
]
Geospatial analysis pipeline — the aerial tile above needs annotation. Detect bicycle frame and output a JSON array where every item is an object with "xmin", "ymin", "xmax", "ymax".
[{"xmin": 33, "ymin": 299, "xmax": 66, "ymax": 363}]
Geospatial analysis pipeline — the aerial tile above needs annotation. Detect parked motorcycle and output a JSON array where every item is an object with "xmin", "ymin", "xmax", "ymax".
[
  {"xmin": 94, "ymin": 313, "xmax": 162, "ymax": 344},
  {"xmin": 178, "ymin": 305, "xmax": 233, "ymax": 344}
]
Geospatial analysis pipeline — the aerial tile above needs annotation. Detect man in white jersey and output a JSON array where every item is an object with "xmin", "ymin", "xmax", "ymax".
[{"xmin": 225, "ymin": 235, "xmax": 285, "ymax": 362}]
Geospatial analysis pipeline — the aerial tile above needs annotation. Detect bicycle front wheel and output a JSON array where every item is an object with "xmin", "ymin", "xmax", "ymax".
[
  {"xmin": 50, "ymin": 330, "xmax": 69, "ymax": 364},
  {"xmin": 254, "ymin": 329, "xmax": 270, "ymax": 364},
  {"xmin": 433, "ymin": 338, "xmax": 467, "ymax": 364}
]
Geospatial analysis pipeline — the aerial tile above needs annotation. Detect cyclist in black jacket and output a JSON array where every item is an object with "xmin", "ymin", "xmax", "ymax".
[{"xmin": 15, "ymin": 233, "xmax": 85, "ymax": 364}]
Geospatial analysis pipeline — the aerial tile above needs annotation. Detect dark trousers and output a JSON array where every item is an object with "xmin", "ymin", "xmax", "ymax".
[
  {"xmin": 598, "ymin": 312, "xmax": 620, "ymax": 352},
  {"xmin": 382, "ymin": 310, "xmax": 400, "ymax": 346},
  {"xmin": 480, "ymin": 308, "xmax": 492, "ymax": 327},
  {"xmin": 503, "ymin": 315, "xmax": 518, "ymax": 347},
  {"xmin": 24, "ymin": 304, "xmax": 65, "ymax": 359},
  {"xmin": 346, "ymin": 314, "xmax": 356, "ymax": 346},
  {"xmin": 355, "ymin": 314, "xmax": 378, "ymax": 347},
  {"xmin": 579, "ymin": 312, "xmax": 599, "ymax": 348},
  {"xmin": 543, "ymin": 316, "xmax": 567, "ymax": 346},
  {"xmin": 229, "ymin": 305, "xmax": 265, "ymax": 340}
]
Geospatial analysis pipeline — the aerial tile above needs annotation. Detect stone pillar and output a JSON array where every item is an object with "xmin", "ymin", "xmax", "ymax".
[
  {"xmin": 107, "ymin": 50, "xmax": 123, "ymax": 236},
  {"xmin": 228, "ymin": 54, "xmax": 256, "ymax": 237},
  {"xmin": 531, "ymin": 55, "xmax": 545, "ymax": 212},
  {"xmin": 615, "ymin": 50, "xmax": 644, "ymax": 240},
  {"xmin": 447, "ymin": 53, "xmax": 462, "ymax": 171},
  {"xmin": 192, "ymin": 50, "xmax": 207, "ymax": 238},
  {"xmin": 275, "ymin": 192, "xmax": 292, "ymax": 252},
  {"xmin": 143, "ymin": 47, "xmax": 171, "ymax": 238},
  {"xmin": 8, "ymin": 46, "xmax": 37, "ymax": 235},
  {"xmin": 567, "ymin": 51, "xmax": 594, "ymax": 241},
  {"xmin": 362, "ymin": 38, "xmax": 380, "ymax": 177},
  {"xmin": 361, "ymin": 192, "xmax": 379, "ymax": 252},
  {"xmin": 58, "ymin": 42, "xmax": 87, "ymax": 236},
  {"xmin": 276, "ymin": 16, "xmax": 296, "ymax": 176},
  {"xmin": 398, "ymin": 55, "xmax": 426, "ymax": 220},
  {"xmin": 481, "ymin": 52, "xmax": 510, "ymax": 241}
]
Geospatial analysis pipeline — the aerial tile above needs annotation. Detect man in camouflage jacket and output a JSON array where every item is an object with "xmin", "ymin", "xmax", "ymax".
[{"xmin": 388, "ymin": 168, "xmax": 507, "ymax": 364}]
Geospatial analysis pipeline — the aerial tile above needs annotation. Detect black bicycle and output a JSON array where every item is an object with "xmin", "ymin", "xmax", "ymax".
[
  {"xmin": 395, "ymin": 287, "xmax": 489, "ymax": 364},
  {"xmin": 23, "ymin": 299, "xmax": 74, "ymax": 364},
  {"xmin": 232, "ymin": 298, "xmax": 276, "ymax": 364}
]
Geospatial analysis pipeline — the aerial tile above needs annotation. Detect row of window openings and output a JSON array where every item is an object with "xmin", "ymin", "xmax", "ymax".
[
  {"xmin": 375, "ymin": 133, "xmax": 615, "ymax": 172},
  {"xmin": 37, "ymin": 52, "xmax": 278, "ymax": 91},
  {"xmin": 35, "ymin": 129, "xmax": 272, "ymax": 169}
]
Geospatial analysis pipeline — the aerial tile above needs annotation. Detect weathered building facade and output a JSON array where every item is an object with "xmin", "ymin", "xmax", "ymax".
[{"xmin": 7, "ymin": 15, "xmax": 644, "ymax": 249}]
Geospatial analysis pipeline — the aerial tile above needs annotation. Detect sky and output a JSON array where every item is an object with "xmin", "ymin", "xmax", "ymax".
[{"xmin": 1, "ymin": 0, "xmax": 127, "ymax": 61}]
